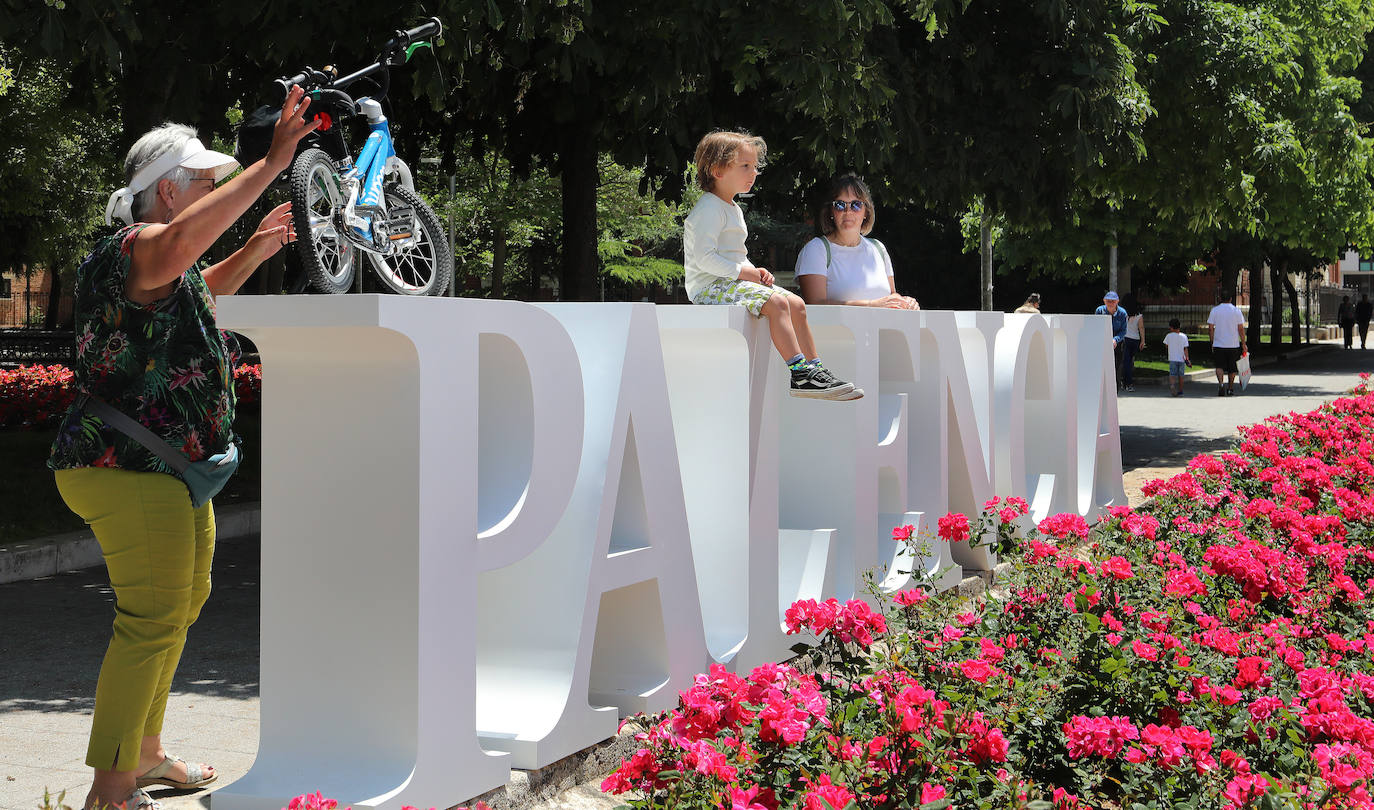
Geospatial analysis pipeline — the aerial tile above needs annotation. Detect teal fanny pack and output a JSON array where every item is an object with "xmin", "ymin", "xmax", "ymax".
[{"xmin": 77, "ymin": 394, "xmax": 241, "ymax": 508}]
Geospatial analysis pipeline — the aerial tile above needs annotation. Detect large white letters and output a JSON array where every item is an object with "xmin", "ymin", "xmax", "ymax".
[{"xmin": 214, "ymin": 297, "xmax": 1125, "ymax": 810}]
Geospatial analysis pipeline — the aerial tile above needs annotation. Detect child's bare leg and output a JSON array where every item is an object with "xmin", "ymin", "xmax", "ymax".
[
  {"xmin": 762, "ymin": 293, "xmax": 803, "ymax": 360},
  {"xmin": 785, "ymin": 294, "xmax": 819, "ymax": 360}
]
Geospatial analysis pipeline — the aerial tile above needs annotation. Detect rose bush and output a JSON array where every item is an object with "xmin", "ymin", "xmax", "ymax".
[
  {"xmin": 602, "ymin": 386, "xmax": 1374, "ymax": 807},
  {"xmin": 0, "ymin": 362, "xmax": 263, "ymax": 428}
]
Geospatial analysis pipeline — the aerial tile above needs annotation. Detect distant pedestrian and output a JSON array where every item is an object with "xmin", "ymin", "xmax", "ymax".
[
  {"xmin": 1121, "ymin": 295, "xmax": 1146, "ymax": 392},
  {"xmin": 1207, "ymin": 289, "xmax": 1247, "ymax": 396},
  {"xmin": 1163, "ymin": 318, "xmax": 1191, "ymax": 396},
  {"xmin": 1014, "ymin": 293, "xmax": 1041, "ymax": 314},
  {"xmin": 1095, "ymin": 291, "xmax": 1128, "ymax": 390},
  {"xmin": 1357, "ymin": 294, "xmax": 1373, "ymax": 349},
  {"xmin": 1339, "ymin": 295, "xmax": 1356, "ymax": 349}
]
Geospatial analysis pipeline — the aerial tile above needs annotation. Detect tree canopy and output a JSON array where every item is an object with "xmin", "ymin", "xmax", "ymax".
[{"xmin": 2, "ymin": 0, "xmax": 1373, "ymax": 314}]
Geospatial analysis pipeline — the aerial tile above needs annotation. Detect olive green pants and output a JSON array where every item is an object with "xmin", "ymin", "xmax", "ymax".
[{"xmin": 54, "ymin": 467, "xmax": 215, "ymax": 772}]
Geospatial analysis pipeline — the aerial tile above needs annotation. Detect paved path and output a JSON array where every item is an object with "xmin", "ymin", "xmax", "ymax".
[
  {"xmin": 1117, "ymin": 343, "xmax": 1373, "ymax": 472},
  {"xmin": 3, "ymin": 342, "xmax": 1371, "ymax": 810}
]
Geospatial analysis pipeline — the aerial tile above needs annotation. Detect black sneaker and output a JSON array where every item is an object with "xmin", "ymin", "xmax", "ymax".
[
  {"xmin": 1218, "ymin": 387, "xmax": 1226, "ymax": 397},
  {"xmin": 790, "ymin": 363, "xmax": 855, "ymax": 399}
]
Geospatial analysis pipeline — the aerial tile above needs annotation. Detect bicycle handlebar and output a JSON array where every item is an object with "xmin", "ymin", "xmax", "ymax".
[{"xmin": 273, "ymin": 17, "xmax": 441, "ymax": 100}]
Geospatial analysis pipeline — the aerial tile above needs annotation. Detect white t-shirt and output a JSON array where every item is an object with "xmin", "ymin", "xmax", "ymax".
[
  {"xmin": 683, "ymin": 193, "xmax": 749, "ymax": 300},
  {"xmin": 794, "ymin": 236, "xmax": 893, "ymax": 303},
  {"xmin": 1207, "ymin": 303, "xmax": 1246, "ymax": 349},
  {"xmin": 1125, "ymin": 313, "xmax": 1143, "ymax": 340},
  {"xmin": 1163, "ymin": 331, "xmax": 1190, "ymax": 363}
]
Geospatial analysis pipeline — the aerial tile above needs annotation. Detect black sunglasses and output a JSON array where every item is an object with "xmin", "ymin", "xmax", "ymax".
[{"xmin": 831, "ymin": 200, "xmax": 865, "ymax": 212}]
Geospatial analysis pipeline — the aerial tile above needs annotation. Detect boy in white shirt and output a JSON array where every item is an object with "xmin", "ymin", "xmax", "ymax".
[
  {"xmin": 683, "ymin": 130, "xmax": 860, "ymax": 400},
  {"xmin": 1163, "ymin": 318, "xmax": 1191, "ymax": 397}
]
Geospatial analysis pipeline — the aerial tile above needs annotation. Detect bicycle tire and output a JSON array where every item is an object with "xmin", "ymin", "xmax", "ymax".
[
  {"xmin": 366, "ymin": 183, "xmax": 453, "ymax": 296},
  {"xmin": 289, "ymin": 148, "xmax": 357, "ymax": 294}
]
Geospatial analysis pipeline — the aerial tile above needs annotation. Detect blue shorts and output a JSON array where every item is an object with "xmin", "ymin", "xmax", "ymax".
[{"xmin": 1168, "ymin": 361, "xmax": 1186, "ymax": 377}]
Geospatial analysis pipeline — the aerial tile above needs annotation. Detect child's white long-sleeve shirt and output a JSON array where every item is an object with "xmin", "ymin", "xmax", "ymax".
[{"xmin": 683, "ymin": 193, "xmax": 750, "ymax": 300}]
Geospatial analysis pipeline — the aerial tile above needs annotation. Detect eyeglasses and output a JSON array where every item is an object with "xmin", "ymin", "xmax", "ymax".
[{"xmin": 831, "ymin": 200, "xmax": 865, "ymax": 212}]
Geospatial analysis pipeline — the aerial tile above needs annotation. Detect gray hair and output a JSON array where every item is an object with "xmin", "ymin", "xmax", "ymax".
[{"xmin": 125, "ymin": 123, "xmax": 197, "ymax": 221}]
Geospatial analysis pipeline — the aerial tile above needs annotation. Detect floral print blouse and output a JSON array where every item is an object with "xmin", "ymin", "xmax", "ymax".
[{"xmin": 48, "ymin": 224, "xmax": 237, "ymax": 474}]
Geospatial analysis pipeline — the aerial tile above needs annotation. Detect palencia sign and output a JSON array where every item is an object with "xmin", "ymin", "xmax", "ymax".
[{"xmin": 213, "ymin": 295, "xmax": 1124, "ymax": 810}]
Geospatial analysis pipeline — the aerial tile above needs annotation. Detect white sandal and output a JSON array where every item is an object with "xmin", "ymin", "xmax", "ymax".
[{"xmin": 135, "ymin": 755, "xmax": 217, "ymax": 789}]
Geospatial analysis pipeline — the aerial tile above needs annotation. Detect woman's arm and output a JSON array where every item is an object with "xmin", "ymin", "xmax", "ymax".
[
  {"xmin": 127, "ymin": 87, "xmax": 319, "ymax": 299},
  {"xmin": 202, "ymin": 203, "xmax": 295, "ymax": 296}
]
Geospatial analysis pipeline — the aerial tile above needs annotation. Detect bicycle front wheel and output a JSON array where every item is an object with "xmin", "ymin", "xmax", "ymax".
[
  {"xmin": 366, "ymin": 183, "xmax": 454, "ymax": 296},
  {"xmin": 289, "ymin": 148, "xmax": 356, "ymax": 294}
]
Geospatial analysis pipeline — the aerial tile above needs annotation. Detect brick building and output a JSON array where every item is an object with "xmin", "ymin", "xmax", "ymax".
[{"xmin": 0, "ymin": 267, "xmax": 72, "ymax": 329}]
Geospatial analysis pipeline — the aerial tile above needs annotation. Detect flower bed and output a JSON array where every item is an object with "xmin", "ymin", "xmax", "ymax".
[
  {"xmin": 602, "ymin": 385, "xmax": 1374, "ymax": 808},
  {"xmin": 0, "ymin": 362, "xmax": 263, "ymax": 428}
]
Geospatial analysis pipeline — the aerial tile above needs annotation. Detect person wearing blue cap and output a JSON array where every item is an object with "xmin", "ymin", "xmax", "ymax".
[{"xmin": 1095, "ymin": 292, "xmax": 1129, "ymax": 391}]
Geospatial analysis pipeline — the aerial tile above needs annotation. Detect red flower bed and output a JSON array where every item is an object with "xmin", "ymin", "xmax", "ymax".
[
  {"xmin": 601, "ymin": 384, "xmax": 1374, "ymax": 807},
  {"xmin": 0, "ymin": 363, "xmax": 263, "ymax": 429}
]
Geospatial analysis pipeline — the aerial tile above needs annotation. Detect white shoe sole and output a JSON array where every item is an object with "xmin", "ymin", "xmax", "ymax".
[{"xmin": 790, "ymin": 382, "xmax": 856, "ymax": 399}]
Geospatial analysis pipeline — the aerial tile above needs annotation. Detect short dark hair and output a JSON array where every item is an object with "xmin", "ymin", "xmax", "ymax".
[
  {"xmin": 1219, "ymin": 289, "xmax": 1235, "ymax": 303},
  {"xmin": 1169, "ymin": 318, "xmax": 1181, "ymax": 329}
]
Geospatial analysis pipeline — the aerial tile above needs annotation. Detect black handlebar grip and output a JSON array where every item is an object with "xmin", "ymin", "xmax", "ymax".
[
  {"xmin": 273, "ymin": 71, "xmax": 311, "ymax": 99},
  {"xmin": 405, "ymin": 17, "xmax": 442, "ymax": 41}
]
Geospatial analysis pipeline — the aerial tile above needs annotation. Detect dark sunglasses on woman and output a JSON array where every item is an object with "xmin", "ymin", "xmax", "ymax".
[{"xmin": 831, "ymin": 200, "xmax": 865, "ymax": 212}]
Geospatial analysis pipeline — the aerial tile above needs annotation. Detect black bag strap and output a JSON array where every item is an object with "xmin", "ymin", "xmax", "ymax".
[{"xmin": 76, "ymin": 393, "xmax": 191, "ymax": 474}]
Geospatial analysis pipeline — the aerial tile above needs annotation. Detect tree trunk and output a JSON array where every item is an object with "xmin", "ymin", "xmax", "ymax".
[
  {"xmin": 1214, "ymin": 239, "xmax": 1242, "ymax": 302},
  {"xmin": 1269, "ymin": 262, "xmax": 1283, "ymax": 348},
  {"xmin": 1108, "ymin": 241, "xmax": 1118, "ymax": 293},
  {"xmin": 491, "ymin": 223, "xmax": 507, "ymax": 298},
  {"xmin": 43, "ymin": 270, "xmax": 62, "ymax": 330},
  {"xmin": 559, "ymin": 126, "xmax": 599, "ymax": 302},
  {"xmin": 1246, "ymin": 263, "xmax": 1264, "ymax": 350},
  {"xmin": 119, "ymin": 50, "xmax": 182, "ymax": 148},
  {"xmin": 1283, "ymin": 273, "xmax": 1301, "ymax": 346},
  {"xmin": 979, "ymin": 210, "xmax": 993, "ymax": 311}
]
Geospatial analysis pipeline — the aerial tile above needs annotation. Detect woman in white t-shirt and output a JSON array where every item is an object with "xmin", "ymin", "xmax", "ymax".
[{"xmin": 795, "ymin": 173, "xmax": 919, "ymax": 310}]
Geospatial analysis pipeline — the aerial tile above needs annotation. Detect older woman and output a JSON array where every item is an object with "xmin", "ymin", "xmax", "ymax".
[
  {"xmin": 795, "ymin": 173, "xmax": 918, "ymax": 310},
  {"xmin": 48, "ymin": 87, "xmax": 318, "ymax": 810}
]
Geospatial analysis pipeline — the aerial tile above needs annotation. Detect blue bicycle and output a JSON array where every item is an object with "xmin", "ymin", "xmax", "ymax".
[{"xmin": 278, "ymin": 19, "xmax": 452, "ymax": 295}]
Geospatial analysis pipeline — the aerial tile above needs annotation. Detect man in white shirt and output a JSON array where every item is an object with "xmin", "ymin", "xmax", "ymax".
[{"xmin": 1207, "ymin": 289, "xmax": 1247, "ymax": 397}]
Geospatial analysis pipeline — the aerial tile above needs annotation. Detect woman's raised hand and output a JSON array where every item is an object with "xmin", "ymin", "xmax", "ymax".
[
  {"xmin": 244, "ymin": 202, "xmax": 296, "ymax": 263},
  {"xmin": 265, "ymin": 85, "xmax": 321, "ymax": 171}
]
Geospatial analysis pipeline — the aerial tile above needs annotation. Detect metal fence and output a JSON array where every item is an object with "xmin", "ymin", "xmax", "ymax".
[
  {"xmin": 0, "ymin": 329, "xmax": 74, "ymax": 367},
  {"xmin": 0, "ymin": 288, "xmax": 51, "ymax": 328}
]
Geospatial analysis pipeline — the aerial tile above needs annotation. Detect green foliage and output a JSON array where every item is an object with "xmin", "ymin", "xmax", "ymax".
[
  {"xmin": 991, "ymin": 0, "xmax": 1374, "ymax": 287},
  {"xmin": 4, "ymin": 0, "xmax": 1374, "ymax": 303},
  {"xmin": 0, "ymin": 46, "xmax": 119, "ymax": 281},
  {"xmin": 413, "ymin": 149, "xmax": 688, "ymax": 294},
  {"xmin": 596, "ymin": 158, "xmax": 685, "ymax": 288}
]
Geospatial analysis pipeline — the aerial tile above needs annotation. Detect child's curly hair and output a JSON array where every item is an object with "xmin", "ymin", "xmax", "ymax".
[{"xmin": 694, "ymin": 131, "xmax": 767, "ymax": 192}]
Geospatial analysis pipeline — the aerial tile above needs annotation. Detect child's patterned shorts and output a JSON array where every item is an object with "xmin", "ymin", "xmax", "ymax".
[
  {"xmin": 1168, "ymin": 360, "xmax": 1186, "ymax": 377},
  {"xmin": 690, "ymin": 279, "xmax": 794, "ymax": 317}
]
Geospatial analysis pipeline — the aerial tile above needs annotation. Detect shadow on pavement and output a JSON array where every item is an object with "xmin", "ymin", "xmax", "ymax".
[
  {"xmin": 0, "ymin": 539, "xmax": 261, "ymax": 711},
  {"xmin": 1119, "ymin": 424, "xmax": 1239, "ymax": 469}
]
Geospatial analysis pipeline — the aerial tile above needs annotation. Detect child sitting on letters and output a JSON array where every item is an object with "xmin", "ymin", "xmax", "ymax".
[{"xmin": 683, "ymin": 130, "xmax": 861, "ymax": 400}]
